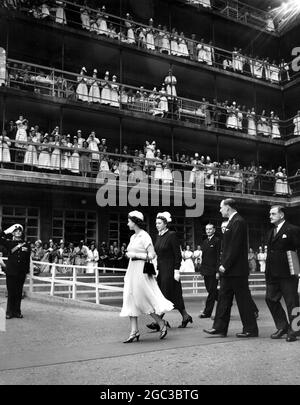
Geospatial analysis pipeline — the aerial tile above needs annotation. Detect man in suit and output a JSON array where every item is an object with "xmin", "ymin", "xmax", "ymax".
[
  {"xmin": 0, "ymin": 223, "xmax": 31, "ymax": 319},
  {"xmin": 265, "ymin": 205, "xmax": 300, "ymax": 342},
  {"xmin": 199, "ymin": 223, "xmax": 221, "ymax": 319},
  {"xmin": 204, "ymin": 198, "xmax": 258, "ymax": 337}
]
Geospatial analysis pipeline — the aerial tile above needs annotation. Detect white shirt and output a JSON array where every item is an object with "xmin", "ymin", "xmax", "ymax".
[
  {"xmin": 275, "ymin": 220, "xmax": 285, "ymax": 234},
  {"xmin": 228, "ymin": 211, "xmax": 237, "ymax": 222}
]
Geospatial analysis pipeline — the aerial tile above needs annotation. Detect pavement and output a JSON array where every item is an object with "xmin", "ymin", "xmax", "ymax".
[{"xmin": 0, "ymin": 294, "xmax": 299, "ymax": 385}]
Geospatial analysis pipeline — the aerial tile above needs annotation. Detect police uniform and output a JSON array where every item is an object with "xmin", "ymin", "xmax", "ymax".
[{"xmin": 0, "ymin": 226, "xmax": 31, "ymax": 318}]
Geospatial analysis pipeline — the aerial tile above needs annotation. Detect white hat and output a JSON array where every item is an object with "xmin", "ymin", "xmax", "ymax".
[
  {"xmin": 105, "ymin": 71, "xmax": 109, "ymax": 76},
  {"xmin": 13, "ymin": 224, "xmax": 23, "ymax": 232},
  {"xmin": 195, "ymin": 153, "xmax": 199, "ymax": 157},
  {"xmin": 81, "ymin": 67, "xmax": 87, "ymax": 73},
  {"xmin": 112, "ymin": 75, "xmax": 117, "ymax": 79},
  {"xmin": 93, "ymin": 69, "xmax": 97, "ymax": 74},
  {"xmin": 157, "ymin": 212, "xmax": 172, "ymax": 223},
  {"xmin": 128, "ymin": 211, "xmax": 144, "ymax": 221}
]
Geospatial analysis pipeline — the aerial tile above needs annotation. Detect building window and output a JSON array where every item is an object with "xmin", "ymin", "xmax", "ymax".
[
  {"xmin": 172, "ymin": 217, "xmax": 194, "ymax": 248},
  {"xmin": 52, "ymin": 209, "xmax": 97, "ymax": 244},
  {"xmin": 0, "ymin": 205, "xmax": 40, "ymax": 241},
  {"xmin": 108, "ymin": 213, "xmax": 132, "ymax": 247}
]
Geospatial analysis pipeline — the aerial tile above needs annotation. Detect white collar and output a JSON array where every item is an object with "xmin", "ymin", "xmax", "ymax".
[
  {"xmin": 275, "ymin": 220, "xmax": 285, "ymax": 233},
  {"xmin": 228, "ymin": 211, "xmax": 237, "ymax": 222},
  {"xmin": 159, "ymin": 228, "xmax": 169, "ymax": 237}
]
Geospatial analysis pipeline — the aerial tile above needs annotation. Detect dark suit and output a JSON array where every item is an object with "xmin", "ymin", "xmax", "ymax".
[
  {"xmin": 0, "ymin": 232, "xmax": 31, "ymax": 317},
  {"xmin": 265, "ymin": 221, "xmax": 300, "ymax": 334},
  {"xmin": 200, "ymin": 235, "xmax": 221, "ymax": 316},
  {"xmin": 213, "ymin": 213, "xmax": 258, "ymax": 334}
]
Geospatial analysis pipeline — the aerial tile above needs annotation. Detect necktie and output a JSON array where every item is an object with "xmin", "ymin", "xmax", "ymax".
[{"xmin": 273, "ymin": 226, "xmax": 278, "ymax": 238}]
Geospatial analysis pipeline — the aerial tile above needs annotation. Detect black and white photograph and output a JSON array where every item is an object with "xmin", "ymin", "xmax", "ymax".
[{"xmin": 1, "ymin": 0, "xmax": 300, "ymax": 390}]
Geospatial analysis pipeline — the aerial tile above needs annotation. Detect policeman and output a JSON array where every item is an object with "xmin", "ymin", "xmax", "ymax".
[{"xmin": 0, "ymin": 224, "xmax": 31, "ymax": 319}]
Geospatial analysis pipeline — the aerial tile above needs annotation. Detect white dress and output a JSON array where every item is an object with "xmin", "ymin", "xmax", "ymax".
[
  {"xmin": 51, "ymin": 141, "xmax": 61, "ymax": 170},
  {"xmin": 0, "ymin": 136, "xmax": 11, "ymax": 163},
  {"xmin": 161, "ymin": 33, "xmax": 170, "ymax": 54},
  {"xmin": 180, "ymin": 251, "xmax": 195, "ymax": 273},
  {"xmin": 15, "ymin": 122, "xmax": 28, "ymax": 148},
  {"xmin": 76, "ymin": 76, "xmax": 88, "ymax": 102},
  {"xmin": 97, "ymin": 15, "xmax": 108, "ymax": 36},
  {"xmin": 88, "ymin": 79, "xmax": 101, "ymax": 103},
  {"xmin": 120, "ymin": 230, "xmax": 174, "ymax": 317},
  {"xmin": 24, "ymin": 136, "xmax": 38, "ymax": 166},
  {"xmin": 197, "ymin": 44, "xmax": 206, "ymax": 62},
  {"xmin": 146, "ymin": 29, "xmax": 155, "ymax": 50},
  {"xmin": 178, "ymin": 39, "xmax": 189, "ymax": 57},
  {"xmin": 70, "ymin": 146, "xmax": 80, "ymax": 173},
  {"xmin": 86, "ymin": 249, "xmax": 99, "ymax": 274},
  {"xmin": 293, "ymin": 116, "xmax": 300, "ymax": 136},
  {"xmin": 162, "ymin": 160, "xmax": 173, "ymax": 183},
  {"xmin": 247, "ymin": 112, "xmax": 257, "ymax": 136},
  {"xmin": 271, "ymin": 118, "xmax": 281, "ymax": 139},
  {"xmin": 226, "ymin": 107, "xmax": 238, "ymax": 129},
  {"xmin": 164, "ymin": 75, "xmax": 177, "ymax": 97},
  {"xmin": 38, "ymin": 145, "xmax": 51, "ymax": 170},
  {"xmin": 154, "ymin": 158, "xmax": 163, "ymax": 181},
  {"xmin": 275, "ymin": 172, "xmax": 289, "ymax": 195},
  {"xmin": 55, "ymin": 6, "xmax": 66, "ymax": 24},
  {"xmin": 101, "ymin": 81, "xmax": 111, "ymax": 105},
  {"xmin": 80, "ymin": 9, "xmax": 90, "ymax": 30},
  {"xmin": 257, "ymin": 253, "xmax": 266, "ymax": 273},
  {"xmin": 110, "ymin": 83, "xmax": 120, "ymax": 107}
]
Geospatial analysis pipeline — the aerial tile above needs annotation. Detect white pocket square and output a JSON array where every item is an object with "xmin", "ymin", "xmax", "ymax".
[{"xmin": 282, "ymin": 234, "xmax": 287, "ymax": 238}]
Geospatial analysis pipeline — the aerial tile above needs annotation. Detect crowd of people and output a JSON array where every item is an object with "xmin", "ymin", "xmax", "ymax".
[
  {"xmin": 5, "ymin": 62, "xmax": 300, "ymax": 139},
  {"xmin": 0, "ymin": 116, "xmax": 293, "ymax": 195},
  {"xmin": 1, "ymin": 1, "xmax": 293, "ymax": 85}
]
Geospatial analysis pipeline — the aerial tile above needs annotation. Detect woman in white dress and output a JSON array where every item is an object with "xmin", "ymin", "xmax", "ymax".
[
  {"xmin": 62, "ymin": 134, "xmax": 72, "ymax": 171},
  {"xmin": 180, "ymin": 246, "xmax": 195, "ymax": 273},
  {"xmin": 253, "ymin": 58, "xmax": 263, "ymax": 79},
  {"xmin": 100, "ymin": 71, "xmax": 111, "ymax": 105},
  {"xmin": 15, "ymin": 116, "xmax": 28, "ymax": 149},
  {"xmin": 110, "ymin": 75, "xmax": 120, "ymax": 107},
  {"xmin": 38, "ymin": 136, "xmax": 51, "ymax": 170},
  {"xmin": 226, "ymin": 102, "xmax": 238, "ymax": 130},
  {"xmin": 154, "ymin": 149, "xmax": 163, "ymax": 182},
  {"xmin": 125, "ymin": 13, "xmax": 136, "ymax": 44},
  {"xmin": 88, "ymin": 69, "xmax": 101, "ymax": 103},
  {"xmin": 96, "ymin": 6, "xmax": 109, "ymax": 36},
  {"xmin": 270, "ymin": 112, "xmax": 281, "ymax": 139},
  {"xmin": 270, "ymin": 61, "xmax": 280, "ymax": 83},
  {"xmin": 247, "ymin": 108, "xmax": 257, "ymax": 136},
  {"xmin": 0, "ymin": 131, "xmax": 11, "ymax": 164},
  {"xmin": 164, "ymin": 70, "xmax": 177, "ymax": 98},
  {"xmin": 274, "ymin": 167, "xmax": 289, "ymax": 195},
  {"xmin": 50, "ymin": 134, "xmax": 62, "ymax": 171},
  {"xmin": 158, "ymin": 86, "xmax": 168, "ymax": 113},
  {"xmin": 205, "ymin": 41, "xmax": 214, "ymax": 66},
  {"xmin": 86, "ymin": 242, "xmax": 99, "ymax": 274},
  {"xmin": 70, "ymin": 137, "xmax": 80, "ymax": 174},
  {"xmin": 162, "ymin": 155, "xmax": 173, "ymax": 184},
  {"xmin": 80, "ymin": 6, "xmax": 90, "ymax": 30},
  {"xmin": 257, "ymin": 246, "xmax": 266, "ymax": 273},
  {"xmin": 293, "ymin": 111, "xmax": 300, "ymax": 136},
  {"xmin": 54, "ymin": 1, "xmax": 66, "ymax": 25},
  {"xmin": 197, "ymin": 39, "xmax": 206, "ymax": 63},
  {"xmin": 120, "ymin": 211, "xmax": 173, "ymax": 342},
  {"xmin": 24, "ymin": 131, "xmax": 38, "ymax": 167},
  {"xmin": 205, "ymin": 156, "xmax": 215, "ymax": 188},
  {"xmin": 170, "ymin": 29, "xmax": 179, "ymax": 56},
  {"xmin": 178, "ymin": 34, "xmax": 189, "ymax": 58},
  {"xmin": 97, "ymin": 153, "xmax": 110, "ymax": 181},
  {"xmin": 76, "ymin": 67, "xmax": 89, "ymax": 102},
  {"xmin": 144, "ymin": 140, "xmax": 156, "ymax": 171},
  {"xmin": 160, "ymin": 27, "xmax": 170, "ymax": 54},
  {"xmin": 146, "ymin": 19, "xmax": 155, "ymax": 50}
]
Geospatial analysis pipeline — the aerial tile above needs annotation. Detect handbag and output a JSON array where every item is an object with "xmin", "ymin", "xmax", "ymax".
[{"xmin": 143, "ymin": 254, "xmax": 156, "ymax": 276}]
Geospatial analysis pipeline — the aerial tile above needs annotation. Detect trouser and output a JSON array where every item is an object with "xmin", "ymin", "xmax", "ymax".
[
  {"xmin": 213, "ymin": 276, "xmax": 258, "ymax": 334},
  {"xmin": 6, "ymin": 274, "xmax": 26, "ymax": 316},
  {"xmin": 203, "ymin": 275, "xmax": 219, "ymax": 316},
  {"xmin": 265, "ymin": 276, "xmax": 299, "ymax": 334}
]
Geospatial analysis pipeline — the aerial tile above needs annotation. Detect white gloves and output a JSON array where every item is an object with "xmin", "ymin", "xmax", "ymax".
[
  {"xmin": 4, "ymin": 224, "xmax": 22, "ymax": 234},
  {"xmin": 174, "ymin": 269, "xmax": 181, "ymax": 282}
]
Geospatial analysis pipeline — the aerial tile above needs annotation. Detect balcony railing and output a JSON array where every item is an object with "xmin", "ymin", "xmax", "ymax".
[
  {"xmin": 0, "ymin": 0, "xmax": 297, "ymax": 86},
  {"xmin": 2, "ymin": 58, "xmax": 299, "ymax": 140},
  {"xmin": 0, "ymin": 140, "xmax": 293, "ymax": 199}
]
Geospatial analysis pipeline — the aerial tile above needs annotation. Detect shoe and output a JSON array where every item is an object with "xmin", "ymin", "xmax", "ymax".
[
  {"xmin": 14, "ymin": 314, "xmax": 23, "ymax": 319},
  {"xmin": 178, "ymin": 315, "xmax": 193, "ymax": 328},
  {"xmin": 286, "ymin": 333, "xmax": 297, "ymax": 342},
  {"xmin": 146, "ymin": 322, "xmax": 160, "ymax": 332},
  {"xmin": 203, "ymin": 328, "xmax": 227, "ymax": 337},
  {"xmin": 123, "ymin": 331, "xmax": 140, "ymax": 343},
  {"xmin": 159, "ymin": 321, "xmax": 168, "ymax": 340},
  {"xmin": 236, "ymin": 331, "xmax": 258, "ymax": 338},
  {"xmin": 6, "ymin": 314, "xmax": 13, "ymax": 319},
  {"xmin": 270, "ymin": 329, "xmax": 288, "ymax": 339},
  {"xmin": 199, "ymin": 313, "xmax": 211, "ymax": 319}
]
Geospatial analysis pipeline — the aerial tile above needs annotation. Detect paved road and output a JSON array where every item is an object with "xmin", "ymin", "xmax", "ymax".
[{"xmin": 0, "ymin": 295, "xmax": 299, "ymax": 385}]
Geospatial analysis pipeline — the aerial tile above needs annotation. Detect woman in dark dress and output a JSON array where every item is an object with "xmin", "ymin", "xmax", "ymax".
[{"xmin": 148, "ymin": 212, "xmax": 193, "ymax": 330}]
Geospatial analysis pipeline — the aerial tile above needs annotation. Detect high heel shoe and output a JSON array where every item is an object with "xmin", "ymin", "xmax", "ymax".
[
  {"xmin": 178, "ymin": 315, "xmax": 193, "ymax": 328},
  {"xmin": 123, "ymin": 331, "xmax": 140, "ymax": 343},
  {"xmin": 159, "ymin": 321, "xmax": 168, "ymax": 340}
]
